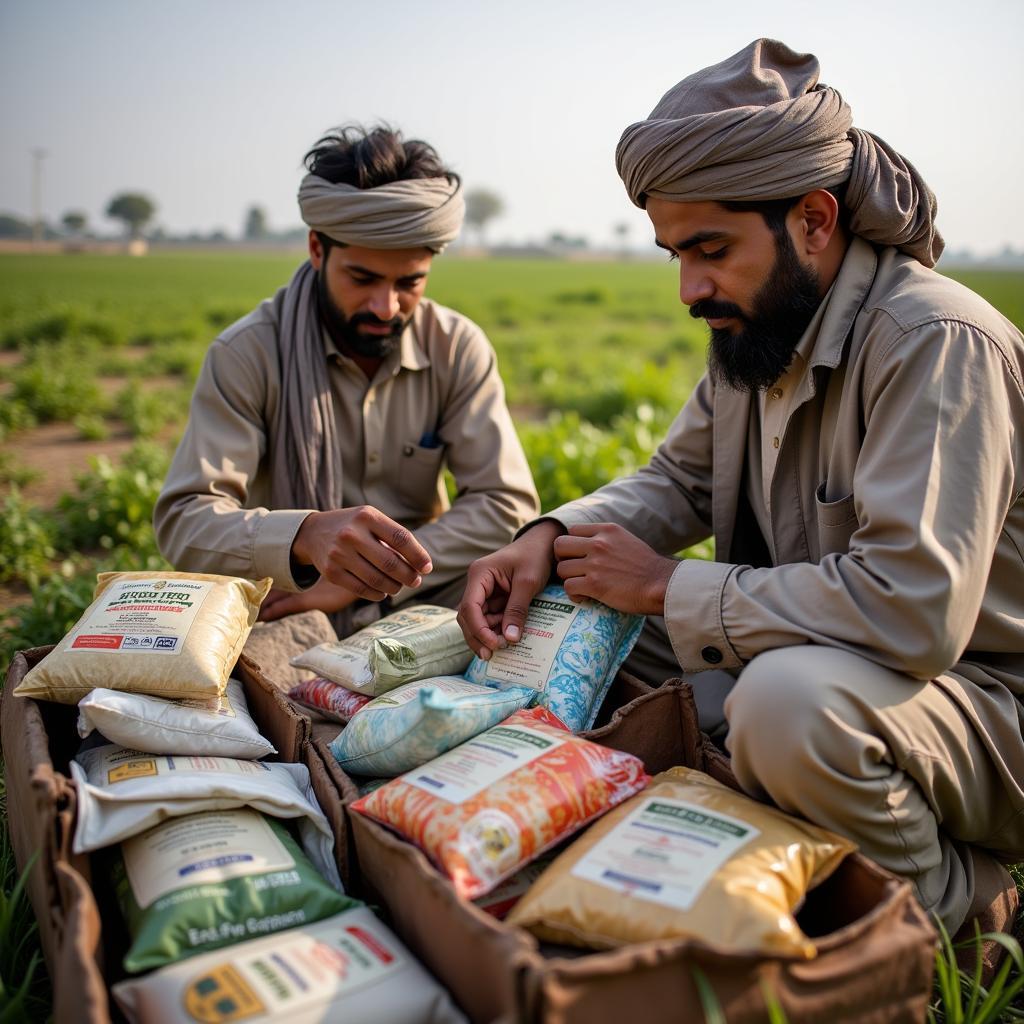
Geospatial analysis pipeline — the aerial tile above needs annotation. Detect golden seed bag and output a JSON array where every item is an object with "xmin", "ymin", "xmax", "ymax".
[
  {"xmin": 14, "ymin": 572, "xmax": 271, "ymax": 705},
  {"xmin": 507, "ymin": 766, "xmax": 856, "ymax": 958}
]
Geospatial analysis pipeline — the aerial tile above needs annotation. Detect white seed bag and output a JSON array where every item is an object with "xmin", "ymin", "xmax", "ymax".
[
  {"xmin": 14, "ymin": 571, "xmax": 271, "ymax": 705},
  {"xmin": 290, "ymin": 605, "xmax": 472, "ymax": 696},
  {"xmin": 70, "ymin": 744, "xmax": 341, "ymax": 889},
  {"xmin": 77, "ymin": 679, "xmax": 276, "ymax": 760},
  {"xmin": 112, "ymin": 904, "xmax": 467, "ymax": 1024}
]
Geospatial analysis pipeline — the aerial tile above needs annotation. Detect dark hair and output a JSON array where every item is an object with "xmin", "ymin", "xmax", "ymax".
[
  {"xmin": 304, "ymin": 124, "xmax": 458, "ymax": 254},
  {"xmin": 720, "ymin": 182, "xmax": 850, "ymax": 237},
  {"xmin": 304, "ymin": 123, "xmax": 458, "ymax": 189}
]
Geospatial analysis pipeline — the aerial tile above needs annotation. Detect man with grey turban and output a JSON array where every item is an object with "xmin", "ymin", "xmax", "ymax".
[
  {"xmin": 460, "ymin": 40, "xmax": 1023, "ymax": 972},
  {"xmin": 156, "ymin": 124, "xmax": 538, "ymax": 640}
]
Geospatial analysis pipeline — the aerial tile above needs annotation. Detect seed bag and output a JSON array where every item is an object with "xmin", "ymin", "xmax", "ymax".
[
  {"xmin": 507, "ymin": 766, "xmax": 856, "ymax": 958},
  {"xmin": 330, "ymin": 677, "xmax": 534, "ymax": 777},
  {"xmin": 70, "ymin": 743, "xmax": 342, "ymax": 889},
  {"xmin": 464, "ymin": 585, "xmax": 644, "ymax": 731},
  {"xmin": 112, "ymin": 904, "xmax": 468, "ymax": 1024},
  {"xmin": 14, "ymin": 571, "xmax": 271, "ymax": 705},
  {"xmin": 114, "ymin": 808, "xmax": 355, "ymax": 973},
  {"xmin": 287, "ymin": 676, "xmax": 372, "ymax": 724},
  {"xmin": 77, "ymin": 679, "xmax": 276, "ymax": 759},
  {"xmin": 352, "ymin": 706, "xmax": 649, "ymax": 899},
  {"xmin": 290, "ymin": 605, "xmax": 472, "ymax": 696}
]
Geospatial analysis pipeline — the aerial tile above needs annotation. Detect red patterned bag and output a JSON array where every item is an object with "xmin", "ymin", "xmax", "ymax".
[
  {"xmin": 351, "ymin": 707, "xmax": 649, "ymax": 899},
  {"xmin": 288, "ymin": 676, "xmax": 372, "ymax": 724}
]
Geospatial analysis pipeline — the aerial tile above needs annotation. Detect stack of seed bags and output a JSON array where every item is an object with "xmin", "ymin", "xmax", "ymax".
[
  {"xmin": 13, "ymin": 570, "xmax": 466, "ymax": 1022},
  {"xmin": 292, "ymin": 590, "xmax": 644, "ymax": 788}
]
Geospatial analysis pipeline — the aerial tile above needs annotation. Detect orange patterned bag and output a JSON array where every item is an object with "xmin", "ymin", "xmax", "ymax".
[{"xmin": 351, "ymin": 707, "xmax": 650, "ymax": 899}]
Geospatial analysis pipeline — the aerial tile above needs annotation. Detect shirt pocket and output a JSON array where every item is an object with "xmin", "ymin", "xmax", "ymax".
[
  {"xmin": 815, "ymin": 482, "xmax": 859, "ymax": 557},
  {"xmin": 394, "ymin": 442, "xmax": 447, "ymax": 514}
]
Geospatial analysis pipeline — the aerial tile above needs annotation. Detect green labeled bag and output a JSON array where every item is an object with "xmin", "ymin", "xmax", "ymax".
[{"xmin": 113, "ymin": 807, "xmax": 355, "ymax": 973}]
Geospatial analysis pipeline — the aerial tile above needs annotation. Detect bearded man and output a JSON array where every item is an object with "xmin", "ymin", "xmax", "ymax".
[
  {"xmin": 458, "ymin": 41, "xmax": 1024, "ymax": 959},
  {"xmin": 156, "ymin": 125, "xmax": 538, "ymax": 634}
]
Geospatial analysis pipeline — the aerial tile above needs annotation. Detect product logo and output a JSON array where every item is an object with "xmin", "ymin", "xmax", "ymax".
[
  {"xmin": 183, "ymin": 964, "xmax": 266, "ymax": 1022},
  {"xmin": 152, "ymin": 580, "xmax": 168, "ymax": 590}
]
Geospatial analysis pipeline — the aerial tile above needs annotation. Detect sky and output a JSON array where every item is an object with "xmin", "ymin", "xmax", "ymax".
[{"xmin": 1, "ymin": 0, "xmax": 1022, "ymax": 256}]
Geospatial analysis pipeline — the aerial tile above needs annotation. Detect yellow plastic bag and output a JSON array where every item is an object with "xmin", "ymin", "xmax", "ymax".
[
  {"xmin": 507, "ymin": 766, "xmax": 855, "ymax": 958},
  {"xmin": 14, "ymin": 571, "xmax": 270, "ymax": 704}
]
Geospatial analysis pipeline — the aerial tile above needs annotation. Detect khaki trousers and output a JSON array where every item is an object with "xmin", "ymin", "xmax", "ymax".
[{"xmin": 626, "ymin": 622, "xmax": 1024, "ymax": 933}]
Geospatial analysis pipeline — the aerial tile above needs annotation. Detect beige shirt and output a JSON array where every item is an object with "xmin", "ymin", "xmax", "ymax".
[
  {"xmin": 155, "ymin": 291, "xmax": 539, "ymax": 601},
  {"xmin": 549, "ymin": 238, "xmax": 1024, "ymax": 701}
]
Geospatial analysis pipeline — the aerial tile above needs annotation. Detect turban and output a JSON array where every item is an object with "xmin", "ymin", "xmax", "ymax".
[
  {"xmin": 616, "ymin": 39, "xmax": 943, "ymax": 266},
  {"xmin": 298, "ymin": 174, "xmax": 465, "ymax": 253}
]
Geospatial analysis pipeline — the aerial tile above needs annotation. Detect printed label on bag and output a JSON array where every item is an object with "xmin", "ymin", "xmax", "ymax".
[
  {"xmin": 97, "ymin": 748, "xmax": 270, "ymax": 787},
  {"xmin": 366, "ymin": 677, "xmax": 484, "ymax": 709},
  {"xmin": 483, "ymin": 596, "xmax": 582, "ymax": 690},
  {"xmin": 180, "ymin": 916, "xmax": 406, "ymax": 1019},
  {"xmin": 69, "ymin": 578, "xmax": 213, "ymax": 656},
  {"xmin": 570, "ymin": 797, "xmax": 759, "ymax": 911},
  {"xmin": 124, "ymin": 809, "xmax": 295, "ymax": 909},
  {"xmin": 406, "ymin": 723, "xmax": 565, "ymax": 804}
]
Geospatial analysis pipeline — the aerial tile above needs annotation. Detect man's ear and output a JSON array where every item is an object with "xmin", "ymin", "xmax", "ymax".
[
  {"xmin": 308, "ymin": 229, "xmax": 324, "ymax": 270},
  {"xmin": 794, "ymin": 190, "xmax": 840, "ymax": 255}
]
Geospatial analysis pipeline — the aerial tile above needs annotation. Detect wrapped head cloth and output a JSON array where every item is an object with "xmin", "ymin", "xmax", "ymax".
[
  {"xmin": 298, "ymin": 174, "xmax": 464, "ymax": 253},
  {"xmin": 270, "ymin": 171, "xmax": 463, "ymax": 525},
  {"xmin": 616, "ymin": 39, "xmax": 943, "ymax": 266}
]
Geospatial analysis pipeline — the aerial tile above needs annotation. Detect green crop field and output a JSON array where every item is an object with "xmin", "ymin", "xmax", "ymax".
[{"xmin": 1, "ymin": 249, "xmax": 1023, "ymax": 1021}]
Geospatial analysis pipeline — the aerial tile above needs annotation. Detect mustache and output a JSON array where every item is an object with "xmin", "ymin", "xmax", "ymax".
[
  {"xmin": 689, "ymin": 299, "xmax": 746, "ymax": 322},
  {"xmin": 348, "ymin": 312, "xmax": 405, "ymax": 333}
]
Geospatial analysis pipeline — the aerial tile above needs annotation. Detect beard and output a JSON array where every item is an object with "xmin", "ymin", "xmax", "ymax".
[
  {"xmin": 693, "ymin": 232, "xmax": 822, "ymax": 393},
  {"xmin": 316, "ymin": 271, "xmax": 408, "ymax": 359}
]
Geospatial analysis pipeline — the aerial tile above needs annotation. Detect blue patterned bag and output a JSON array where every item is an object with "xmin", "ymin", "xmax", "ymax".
[
  {"xmin": 329, "ymin": 677, "xmax": 534, "ymax": 777},
  {"xmin": 464, "ymin": 585, "xmax": 644, "ymax": 731}
]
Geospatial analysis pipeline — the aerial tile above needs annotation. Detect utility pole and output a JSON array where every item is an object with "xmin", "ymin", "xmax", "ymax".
[{"xmin": 31, "ymin": 147, "xmax": 48, "ymax": 246}]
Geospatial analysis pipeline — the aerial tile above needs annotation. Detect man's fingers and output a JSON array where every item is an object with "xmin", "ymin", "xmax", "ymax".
[
  {"xmin": 457, "ymin": 571, "xmax": 505, "ymax": 657},
  {"xmin": 553, "ymin": 534, "xmax": 592, "ymax": 560},
  {"xmin": 501, "ymin": 573, "xmax": 544, "ymax": 644},
  {"xmin": 364, "ymin": 508, "xmax": 432, "ymax": 574},
  {"xmin": 258, "ymin": 593, "xmax": 304, "ymax": 622},
  {"xmin": 554, "ymin": 557, "xmax": 588, "ymax": 581},
  {"xmin": 321, "ymin": 556, "xmax": 390, "ymax": 602}
]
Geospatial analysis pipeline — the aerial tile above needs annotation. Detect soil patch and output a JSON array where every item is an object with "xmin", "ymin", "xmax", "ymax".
[{"xmin": 2, "ymin": 423, "xmax": 137, "ymax": 508}]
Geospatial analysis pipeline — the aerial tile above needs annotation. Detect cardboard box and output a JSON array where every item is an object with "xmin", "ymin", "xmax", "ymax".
[
  {"xmin": 0, "ymin": 646, "xmax": 348, "ymax": 1023},
  {"xmin": 348, "ymin": 680, "xmax": 937, "ymax": 1024}
]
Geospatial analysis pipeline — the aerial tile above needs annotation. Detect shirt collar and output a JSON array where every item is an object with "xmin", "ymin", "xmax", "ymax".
[{"xmin": 802, "ymin": 235, "xmax": 879, "ymax": 372}]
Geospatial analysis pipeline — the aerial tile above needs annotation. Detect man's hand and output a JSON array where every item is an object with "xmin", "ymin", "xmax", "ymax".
[
  {"xmin": 457, "ymin": 520, "xmax": 563, "ymax": 660},
  {"xmin": 258, "ymin": 578, "xmax": 358, "ymax": 622},
  {"xmin": 554, "ymin": 523, "xmax": 675, "ymax": 616},
  {"xmin": 292, "ymin": 507, "xmax": 432, "ymax": 601}
]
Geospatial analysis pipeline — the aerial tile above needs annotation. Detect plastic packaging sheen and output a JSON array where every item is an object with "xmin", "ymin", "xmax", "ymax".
[
  {"xmin": 111, "ymin": 905, "xmax": 468, "ymax": 1024},
  {"xmin": 14, "ymin": 571, "xmax": 270, "ymax": 704},
  {"xmin": 329, "ymin": 677, "xmax": 534, "ymax": 776},
  {"xmin": 287, "ymin": 676, "xmax": 372, "ymax": 724},
  {"xmin": 77, "ymin": 679, "xmax": 275, "ymax": 759},
  {"xmin": 506, "ymin": 767, "xmax": 856, "ymax": 957},
  {"xmin": 114, "ymin": 808, "xmax": 355, "ymax": 972},
  {"xmin": 290, "ymin": 605, "xmax": 472, "ymax": 696},
  {"xmin": 352, "ymin": 707, "xmax": 650, "ymax": 899},
  {"xmin": 70, "ymin": 744, "xmax": 342, "ymax": 890},
  {"xmin": 464, "ymin": 585, "xmax": 644, "ymax": 731}
]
